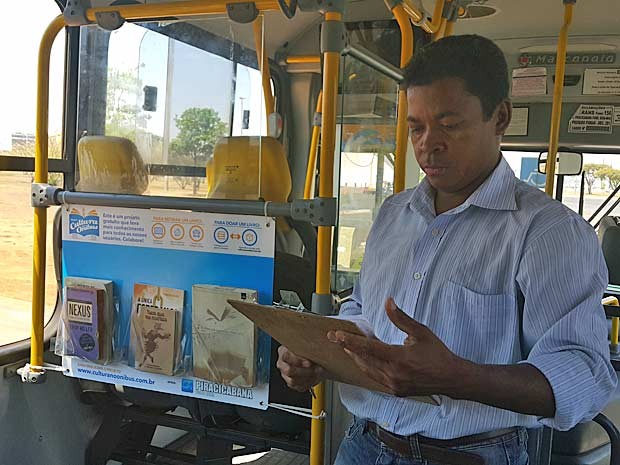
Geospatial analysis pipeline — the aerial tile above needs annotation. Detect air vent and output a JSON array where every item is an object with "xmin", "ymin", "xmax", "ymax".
[{"xmin": 459, "ymin": 5, "xmax": 497, "ymax": 19}]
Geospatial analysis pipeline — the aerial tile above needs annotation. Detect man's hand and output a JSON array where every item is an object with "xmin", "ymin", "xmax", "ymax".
[
  {"xmin": 327, "ymin": 297, "xmax": 462, "ymax": 397},
  {"xmin": 276, "ymin": 345, "xmax": 325, "ymax": 392}
]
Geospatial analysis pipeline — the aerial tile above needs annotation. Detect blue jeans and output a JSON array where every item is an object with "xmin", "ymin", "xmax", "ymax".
[{"xmin": 334, "ymin": 418, "xmax": 529, "ymax": 465}]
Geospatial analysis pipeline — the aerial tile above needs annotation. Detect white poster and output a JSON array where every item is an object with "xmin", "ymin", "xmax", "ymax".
[
  {"xmin": 63, "ymin": 205, "xmax": 274, "ymax": 258},
  {"xmin": 512, "ymin": 67, "xmax": 547, "ymax": 97},
  {"xmin": 583, "ymin": 69, "xmax": 620, "ymax": 95},
  {"xmin": 568, "ymin": 105, "xmax": 614, "ymax": 134},
  {"xmin": 505, "ymin": 107, "xmax": 529, "ymax": 136}
]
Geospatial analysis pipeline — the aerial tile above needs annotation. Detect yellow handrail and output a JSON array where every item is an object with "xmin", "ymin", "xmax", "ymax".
[
  {"xmin": 31, "ymin": 15, "xmax": 65, "ymax": 370},
  {"xmin": 603, "ymin": 296, "xmax": 619, "ymax": 350},
  {"xmin": 311, "ymin": 12, "xmax": 342, "ymax": 465},
  {"xmin": 400, "ymin": 0, "xmax": 445, "ymax": 34},
  {"xmin": 253, "ymin": 15, "xmax": 275, "ymax": 120},
  {"xmin": 392, "ymin": 4, "xmax": 414, "ymax": 194},
  {"xmin": 545, "ymin": 2, "xmax": 574, "ymax": 197},
  {"xmin": 304, "ymin": 91, "xmax": 323, "ymax": 200},
  {"xmin": 287, "ymin": 55, "xmax": 321, "ymax": 64},
  {"xmin": 85, "ymin": 0, "xmax": 279, "ymax": 22}
]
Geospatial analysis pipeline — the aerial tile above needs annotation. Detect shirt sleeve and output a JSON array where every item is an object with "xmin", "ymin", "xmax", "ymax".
[{"xmin": 517, "ymin": 216, "xmax": 617, "ymax": 431}]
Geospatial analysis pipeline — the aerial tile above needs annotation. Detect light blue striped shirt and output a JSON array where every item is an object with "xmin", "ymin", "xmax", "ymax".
[{"xmin": 338, "ymin": 156, "xmax": 617, "ymax": 438}]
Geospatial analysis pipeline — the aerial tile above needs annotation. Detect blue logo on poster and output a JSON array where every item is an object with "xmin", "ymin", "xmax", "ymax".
[
  {"xmin": 214, "ymin": 227, "xmax": 229, "ymax": 244},
  {"xmin": 181, "ymin": 379, "xmax": 194, "ymax": 393},
  {"xmin": 242, "ymin": 229, "xmax": 258, "ymax": 247},
  {"xmin": 68, "ymin": 208, "xmax": 100, "ymax": 237}
]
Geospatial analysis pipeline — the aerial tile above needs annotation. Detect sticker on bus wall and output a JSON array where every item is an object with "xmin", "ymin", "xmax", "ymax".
[{"xmin": 568, "ymin": 105, "xmax": 613, "ymax": 134}]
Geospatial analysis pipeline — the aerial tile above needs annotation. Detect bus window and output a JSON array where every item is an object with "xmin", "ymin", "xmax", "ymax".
[
  {"xmin": 77, "ymin": 18, "xmax": 267, "ymax": 199},
  {"xmin": 334, "ymin": 54, "xmax": 399, "ymax": 291},
  {"xmin": 0, "ymin": 3, "xmax": 64, "ymax": 345}
]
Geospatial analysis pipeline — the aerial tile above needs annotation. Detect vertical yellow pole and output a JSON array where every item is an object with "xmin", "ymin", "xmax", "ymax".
[
  {"xmin": 31, "ymin": 15, "xmax": 65, "ymax": 370},
  {"xmin": 392, "ymin": 5, "xmax": 413, "ymax": 194},
  {"xmin": 444, "ymin": 19, "xmax": 456, "ymax": 37},
  {"xmin": 253, "ymin": 15, "xmax": 275, "ymax": 119},
  {"xmin": 603, "ymin": 296, "xmax": 619, "ymax": 350},
  {"xmin": 545, "ymin": 2, "xmax": 574, "ymax": 197},
  {"xmin": 311, "ymin": 12, "xmax": 341, "ymax": 465},
  {"xmin": 304, "ymin": 91, "xmax": 323, "ymax": 200}
]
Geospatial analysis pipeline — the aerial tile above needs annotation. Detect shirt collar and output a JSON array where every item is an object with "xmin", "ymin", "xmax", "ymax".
[{"xmin": 409, "ymin": 156, "xmax": 518, "ymax": 216}]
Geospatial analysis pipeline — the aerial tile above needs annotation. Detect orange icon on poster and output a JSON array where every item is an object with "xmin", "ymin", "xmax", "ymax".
[{"xmin": 189, "ymin": 225, "xmax": 204, "ymax": 242}]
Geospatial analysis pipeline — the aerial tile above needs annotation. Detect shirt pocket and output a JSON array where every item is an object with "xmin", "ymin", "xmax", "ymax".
[{"xmin": 432, "ymin": 281, "xmax": 518, "ymax": 365}]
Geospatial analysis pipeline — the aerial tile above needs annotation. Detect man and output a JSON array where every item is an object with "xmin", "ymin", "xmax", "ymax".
[{"xmin": 277, "ymin": 35, "xmax": 617, "ymax": 464}]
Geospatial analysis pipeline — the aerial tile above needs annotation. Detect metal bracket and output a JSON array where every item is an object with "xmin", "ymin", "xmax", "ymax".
[
  {"xmin": 17, "ymin": 365, "xmax": 48, "ymax": 384},
  {"xmin": 298, "ymin": 0, "xmax": 344, "ymax": 14},
  {"xmin": 320, "ymin": 20, "xmax": 347, "ymax": 54},
  {"xmin": 312, "ymin": 293, "xmax": 334, "ymax": 315},
  {"xmin": 31, "ymin": 184, "xmax": 61, "ymax": 208},
  {"xmin": 312, "ymin": 111, "xmax": 322, "ymax": 127},
  {"xmin": 383, "ymin": 0, "xmax": 400, "ymax": 10},
  {"xmin": 63, "ymin": 0, "xmax": 91, "ymax": 26},
  {"xmin": 227, "ymin": 2, "xmax": 259, "ymax": 23},
  {"xmin": 95, "ymin": 11, "xmax": 125, "ymax": 31},
  {"xmin": 290, "ymin": 197, "xmax": 337, "ymax": 226}
]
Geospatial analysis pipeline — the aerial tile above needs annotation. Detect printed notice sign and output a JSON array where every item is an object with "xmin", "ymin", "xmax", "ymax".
[
  {"xmin": 614, "ymin": 107, "xmax": 620, "ymax": 126},
  {"xmin": 568, "ymin": 105, "xmax": 614, "ymax": 134},
  {"xmin": 583, "ymin": 69, "xmax": 620, "ymax": 95},
  {"xmin": 512, "ymin": 67, "xmax": 547, "ymax": 97},
  {"xmin": 505, "ymin": 107, "xmax": 529, "ymax": 136},
  {"xmin": 63, "ymin": 205, "xmax": 274, "ymax": 258}
]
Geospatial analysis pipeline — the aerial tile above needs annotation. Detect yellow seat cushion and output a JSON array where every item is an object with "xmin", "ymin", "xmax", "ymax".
[{"xmin": 76, "ymin": 136, "xmax": 148, "ymax": 195}]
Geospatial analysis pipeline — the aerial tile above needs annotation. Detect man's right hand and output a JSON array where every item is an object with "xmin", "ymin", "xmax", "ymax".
[{"xmin": 276, "ymin": 345, "xmax": 325, "ymax": 392}]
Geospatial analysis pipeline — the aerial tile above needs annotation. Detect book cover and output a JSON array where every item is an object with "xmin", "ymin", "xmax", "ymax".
[
  {"xmin": 64, "ymin": 277, "xmax": 114, "ymax": 362},
  {"xmin": 192, "ymin": 285, "xmax": 258, "ymax": 387},
  {"xmin": 65, "ymin": 286, "xmax": 106, "ymax": 361},
  {"xmin": 131, "ymin": 284, "xmax": 184, "ymax": 376}
]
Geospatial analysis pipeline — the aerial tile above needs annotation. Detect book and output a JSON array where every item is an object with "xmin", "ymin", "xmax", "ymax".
[
  {"xmin": 192, "ymin": 285, "xmax": 258, "ymax": 387},
  {"xmin": 65, "ymin": 286, "xmax": 106, "ymax": 362},
  {"xmin": 64, "ymin": 277, "xmax": 114, "ymax": 363},
  {"xmin": 131, "ymin": 284, "xmax": 184, "ymax": 376},
  {"xmin": 227, "ymin": 300, "xmax": 439, "ymax": 406}
]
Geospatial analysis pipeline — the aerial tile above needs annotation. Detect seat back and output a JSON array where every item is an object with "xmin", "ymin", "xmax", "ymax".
[
  {"xmin": 207, "ymin": 136, "xmax": 291, "ymax": 203},
  {"xmin": 76, "ymin": 135, "xmax": 148, "ymax": 195},
  {"xmin": 599, "ymin": 216, "xmax": 620, "ymax": 285}
]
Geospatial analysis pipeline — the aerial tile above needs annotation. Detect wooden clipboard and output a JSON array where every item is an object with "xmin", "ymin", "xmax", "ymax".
[{"xmin": 228, "ymin": 300, "xmax": 438, "ymax": 406}]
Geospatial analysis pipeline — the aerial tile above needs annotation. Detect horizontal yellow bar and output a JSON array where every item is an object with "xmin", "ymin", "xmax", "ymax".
[
  {"xmin": 85, "ymin": 0, "xmax": 280, "ymax": 22},
  {"xmin": 286, "ymin": 55, "xmax": 321, "ymax": 64}
]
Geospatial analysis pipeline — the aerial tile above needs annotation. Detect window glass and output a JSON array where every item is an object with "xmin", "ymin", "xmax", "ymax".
[
  {"xmin": 0, "ymin": 3, "xmax": 64, "ymax": 345},
  {"xmin": 77, "ymin": 18, "xmax": 267, "ymax": 199},
  {"xmin": 334, "ymin": 55, "xmax": 399, "ymax": 291}
]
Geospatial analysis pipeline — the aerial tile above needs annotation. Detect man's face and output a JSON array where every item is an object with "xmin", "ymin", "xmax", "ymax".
[{"xmin": 407, "ymin": 77, "xmax": 508, "ymax": 195}]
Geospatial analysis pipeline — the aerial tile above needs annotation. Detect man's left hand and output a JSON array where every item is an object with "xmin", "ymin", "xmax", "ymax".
[{"xmin": 327, "ymin": 297, "xmax": 464, "ymax": 397}]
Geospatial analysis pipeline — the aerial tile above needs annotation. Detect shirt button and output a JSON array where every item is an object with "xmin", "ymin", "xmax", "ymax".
[
  {"xmin": 432, "ymin": 228, "xmax": 440, "ymax": 236},
  {"xmin": 414, "ymin": 272, "xmax": 422, "ymax": 280}
]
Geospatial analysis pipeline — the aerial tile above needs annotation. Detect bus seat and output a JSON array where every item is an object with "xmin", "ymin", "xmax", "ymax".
[
  {"xmin": 207, "ymin": 136, "xmax": 293, "ymax": 234},
  {"xmin": 206, "ymin": 135, "xmax": 313, "ymax": 433},
  {"xmin": 76, "ymin": 135, "xmax": 148, "ymax": 195},
  {"xmin": 549, "ymin": 384, "xmax": 620, "ymax": 464},
  {"xmin": 599, "ymin": 216, "xmax": 620, "ymax": 285}
]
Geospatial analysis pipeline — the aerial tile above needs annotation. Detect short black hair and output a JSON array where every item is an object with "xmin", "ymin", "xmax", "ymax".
[{"xmin": 402, "ymin": 34, "xmax": 509, "ymax": 120}]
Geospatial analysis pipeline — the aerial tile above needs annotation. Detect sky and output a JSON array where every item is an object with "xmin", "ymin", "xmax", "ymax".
[{"xmin": 0, "ymin": 2, "xmax": 66, "ymax": 150}]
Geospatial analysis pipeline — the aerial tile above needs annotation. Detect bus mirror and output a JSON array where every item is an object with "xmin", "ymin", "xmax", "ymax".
[
  {"xmin": 538, "ymin": 151, "xmax": 583, "ymax": 176},
  {"xmin": 143, "ymin": 85, "xmax": 158, "ymax": 112}
]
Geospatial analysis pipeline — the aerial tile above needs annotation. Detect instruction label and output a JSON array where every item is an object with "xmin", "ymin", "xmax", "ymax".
[
  {"xmin": 614, "ymin": 107, "xmax": 620, "ymax": 126},
  {"xmin": 505, "ymin": 107, "xmax": 529, "ymax": 136},
  {"xmin": 512, "ymin": 67, "xmax": 547, "ymax": 97},
  {"xmin": 583, "ymin": 69, "xmax": 620, "ymax": 95},
  {"xmin": 568, "ymin": 105, "xmax": 614, "ymax": 134}
]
